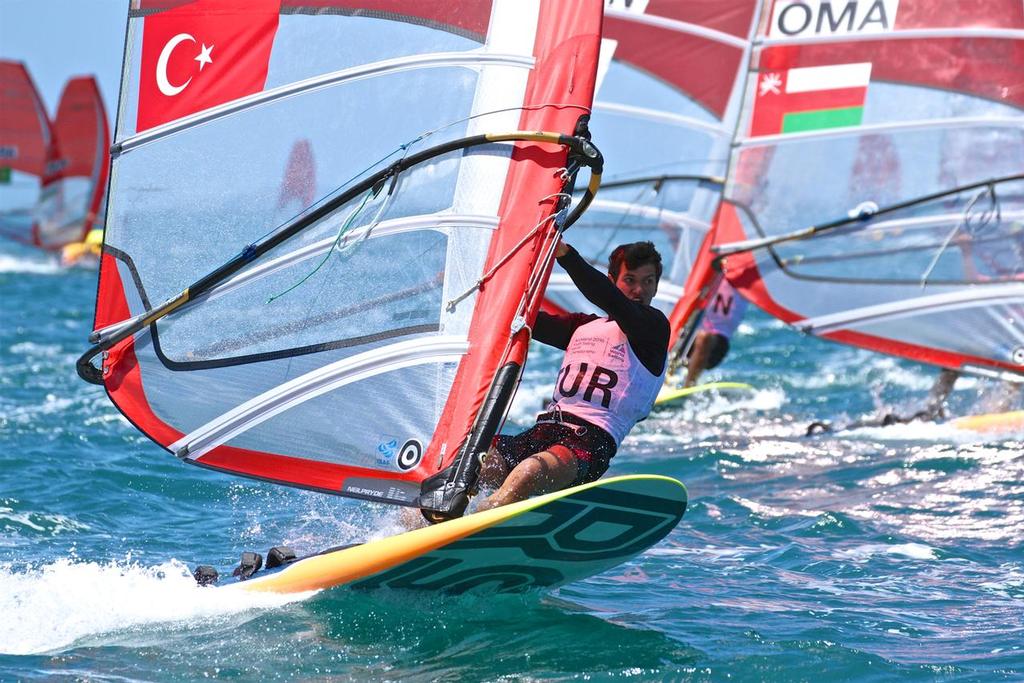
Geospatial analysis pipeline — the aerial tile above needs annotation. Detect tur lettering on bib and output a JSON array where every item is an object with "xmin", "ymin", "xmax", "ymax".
[{"xmin": 549, "ymin": 318, "xmax": 664, "ymax": 445}]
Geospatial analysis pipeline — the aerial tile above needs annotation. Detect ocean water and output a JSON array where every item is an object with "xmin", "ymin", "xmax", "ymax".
[{"xmin": 1, "ymin": 241, "xmax": 1022, "ymax": 681}]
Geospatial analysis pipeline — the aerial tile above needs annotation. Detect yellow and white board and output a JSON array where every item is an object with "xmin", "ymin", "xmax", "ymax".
[
  {"xmin": 950, "ymin": 410, "xmax": 1024, "ymax": 434},
  {"xmin": 655, "ymin": 381, "xmax": 754, "ymax": 407},
  {"xmin": 227, "ymin": 474, "xmax": 687, "ymax": 595}
]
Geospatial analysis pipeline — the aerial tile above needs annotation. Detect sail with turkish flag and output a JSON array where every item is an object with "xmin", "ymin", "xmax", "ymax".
[
  {"xmin": 544, "ymin": 0, "xmax": 761, "ymax": 321},
  {"xmin": 36, "ymin": 76, "xmax": 111, "ymax": 250},
  {"xmin": 0, "ymin": 61, "xmax": 58, "ymax": 248},
  {"xmin": 704, "ymin": 0, "xmax": 1024, "ymax": 380},
  {"xmin": 80, "ymin": 0, "xmax": 605, "ymax": 519}
]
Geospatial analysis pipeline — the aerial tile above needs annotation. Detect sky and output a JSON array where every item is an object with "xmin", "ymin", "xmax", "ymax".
[{"xmin": 0, "ymin": 0, "xmax": 127, "ymax": 121}]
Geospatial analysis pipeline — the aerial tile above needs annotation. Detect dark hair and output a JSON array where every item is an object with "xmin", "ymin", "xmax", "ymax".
[{"xmin": 608, "ymin": 241, "xmax": 663, "ymax": 280}]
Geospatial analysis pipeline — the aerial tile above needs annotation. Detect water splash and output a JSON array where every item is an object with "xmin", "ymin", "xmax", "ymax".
[{"xmin": 0, "ymin": 557, "xmax": 311, "ymax": 655}]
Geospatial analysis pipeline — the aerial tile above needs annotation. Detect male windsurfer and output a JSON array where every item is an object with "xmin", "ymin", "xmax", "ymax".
[
  {"xmin": 475, "ymin": 240, "xmax": 669, "ymax": 511},
  {"xmin": 683, "ymin": 279, "xmax": 748, "ymax": 387}
]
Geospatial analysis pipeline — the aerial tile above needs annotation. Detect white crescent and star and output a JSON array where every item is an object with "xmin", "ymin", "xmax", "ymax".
[{"xmin": 156, "ymin": 33, "xmax": 215, "ymax": 97}]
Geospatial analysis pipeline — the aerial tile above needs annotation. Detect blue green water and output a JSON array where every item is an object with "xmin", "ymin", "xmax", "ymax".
[{"xmin": 1, "ymin": 242, "xmax": 1022, "ymax": 680}]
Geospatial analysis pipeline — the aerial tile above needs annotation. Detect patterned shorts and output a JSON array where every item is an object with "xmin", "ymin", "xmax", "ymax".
[{"xmin": 491, "ymin": 413, "xmax": 617, "ymax": 487}]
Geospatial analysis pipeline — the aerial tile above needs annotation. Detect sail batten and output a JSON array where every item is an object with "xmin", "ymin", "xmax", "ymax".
[
  {"xmin": 735, "ymin": 116, "xmax": 1024, "ymax": 146},
  {"xmin": 592, "ymin": 102, "xmax": 731, "ymax": 137},
  {"xmin": 116, "ymin": 50, "xmax": 536, "ymax": 155},
  {"xmin": 198, "ymin": 213, "xmax": 501, "ymax": 305},
  {"xmin": 801, "ymin": 286, "xmax": 1024, "ymax": 333},
  {"xmin": 759, "ymin": 26, "xmax": 1024, "ymax": 47}
]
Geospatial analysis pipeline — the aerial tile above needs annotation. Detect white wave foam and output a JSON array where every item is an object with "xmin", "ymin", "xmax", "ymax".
[
  {"xmin": 0, "ymin": 507, "xmax": 89, "ymax": 535},
  {"xmin": 0, "ymin": 558, "xmax": 310, "ymax": 655},
  {"xmin": 833, "ymin": 542, "xmax": 937, "ymax": 562},
  {"xmin": 847, "ymin": 421, "xmax": 985, "ymax": 444},
  {"xmin": 4, "ymin": 394, "xmax": 79, "ymax": 424},
  {"xmin": 734, "ymin": 496, "xmax": 822, "ymax": 518},
  {"xmin": 0, "ymin": 253, "xmax": 61, "ymax": 274},
  {"xmin": 9, "ymin": 341, "xmax": 62, "ymax": 357}
]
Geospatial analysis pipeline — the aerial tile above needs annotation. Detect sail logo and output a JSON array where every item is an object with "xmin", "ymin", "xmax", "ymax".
[
  {"xmin": 396, "ymin": 439, "xmax": 423, "ymax": 471},
  {"xmin": 750, "ymin": 62, "xmax": 872, "ymax": 136},
  {"xmin": 156, "ymin": 33, "xmax": 214, "ymax": 97},
  {"xmin": 0, "ymin": 145, "xmax": 16, "ymax": 160},
  {"xmin": 769, "ymin": 0, "xmax": 899, "ymax": 38}
]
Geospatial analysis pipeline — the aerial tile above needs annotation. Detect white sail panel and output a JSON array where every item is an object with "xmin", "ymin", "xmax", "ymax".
[{"xmin": 90, "ymin": 0, "xmax": 604, "ymax": 508}]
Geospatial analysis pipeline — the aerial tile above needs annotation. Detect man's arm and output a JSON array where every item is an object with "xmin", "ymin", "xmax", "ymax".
[
  {"xmin": 533, "ymin": 310, "xmax": 598, "ymax": 350},
  {"xmin": 557, "ymin": 245, "xmax": 668, "ymax": 336},
  {"xmin": 556, "ymin": 243, "xmax": 670, "ymax": 374}
]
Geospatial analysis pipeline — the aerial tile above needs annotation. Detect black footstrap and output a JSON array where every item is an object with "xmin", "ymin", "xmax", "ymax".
[
  {"xmin": 266, "ymin": 546, "xmax": 297, "ymax": 569},
  {"xmin": 232, "ymin": 551, "xmax": 263, "ymax": 580}
]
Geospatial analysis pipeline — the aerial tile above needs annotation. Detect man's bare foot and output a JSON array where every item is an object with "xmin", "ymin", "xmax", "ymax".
[{"xmin": 399, "ymin": 506, "xmax": 429, "ymax": 531}]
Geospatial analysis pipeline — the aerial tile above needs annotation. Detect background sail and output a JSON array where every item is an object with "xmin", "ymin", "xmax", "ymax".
[
  {"xmin": 714, "ymin": 0, "xmax": 1024, "ymax": 378},
  {"xmin": 37, "ymin": 76, "xmax": 111, "ymax": 250},
  {"xmin": 544, "ymin": 0, "xmax": 759, "ymax": 319},
  {"xmin": 0, "ymin": 60, "xmax": 58, "ymax": 247},
  {"xmin": 93, "ymin": 0, "xmax": 601, "ymax": 505}
]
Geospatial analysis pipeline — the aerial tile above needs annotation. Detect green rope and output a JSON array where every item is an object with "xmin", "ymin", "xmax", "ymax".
[{"xmin": 266, "ymin": 188, "xmax": 375, "ymax": 304}]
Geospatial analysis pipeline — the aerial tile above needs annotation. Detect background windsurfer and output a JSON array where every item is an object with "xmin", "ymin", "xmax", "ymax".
[
  {"xmin": 683, "ymin": 279, "xmax": 748, "ymax": 387},
  {"xmin": 476, "ymin": 240, "xmax": 669, "ymax": 511}
]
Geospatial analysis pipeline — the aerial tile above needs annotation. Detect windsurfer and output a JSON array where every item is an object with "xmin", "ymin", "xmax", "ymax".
[
  {"xmin": 475, "ymin": 240, "xmax": 669, "ymax": 511},
  {"xmin": 683, "ymin": 279, "xmax": 748, "ymax": 387}
]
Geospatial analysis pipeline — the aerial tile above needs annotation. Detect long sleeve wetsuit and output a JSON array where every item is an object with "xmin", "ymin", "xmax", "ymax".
[{"xmin": 534, "ymin": 246, "xmax": 670, "ymax": 376}]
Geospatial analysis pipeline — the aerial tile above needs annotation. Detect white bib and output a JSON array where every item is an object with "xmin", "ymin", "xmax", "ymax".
[
  {"xmin": 701, "ymin": 280, "xmax": 748, "ymax": 338},
  {"xmin": 547, "ymin": 318, "xmax": 665, "ymax": 445}
]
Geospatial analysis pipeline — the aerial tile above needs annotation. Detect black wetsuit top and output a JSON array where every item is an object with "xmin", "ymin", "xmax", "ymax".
[{"xmin": 534, "ymin": 246, "xmax": 670, "ymax": 376}]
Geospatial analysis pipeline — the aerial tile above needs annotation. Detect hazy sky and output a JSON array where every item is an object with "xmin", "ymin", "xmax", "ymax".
[{"xmin": 0, "ymin": 0, "xmax": 127, "ymax": 120}]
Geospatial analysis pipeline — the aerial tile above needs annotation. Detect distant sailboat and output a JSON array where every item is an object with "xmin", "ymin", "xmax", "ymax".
[
  {"xmin": 0, "ymin": 60, "xmax": 59, "ymax": 248},
  {"xmin": 40, "ymin": 76, "xmax": 111, "ymax": 252},
  {"xmin": 673, "ymin": 0, "xmax": 1024, "ymax": 388}
]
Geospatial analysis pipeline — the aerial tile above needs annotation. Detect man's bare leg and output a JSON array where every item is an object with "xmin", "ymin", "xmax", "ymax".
[
  {"xmin": 684, "ymin": 331, "xmax": 712, "ymax": 387},
  {"xmin": 400, "ymin": 448, "xmax": 510, "ymax": 529},
  {"xmin": 476, "ymin": 446, "xmax": 578, "ymax": 512},
  {"xmin": 477, "ymin": 447, "xmax": 509, "ymax": 490},
  {"xmin": 924, "ymin": 368, "xmax": 960, "ymax": 418}
]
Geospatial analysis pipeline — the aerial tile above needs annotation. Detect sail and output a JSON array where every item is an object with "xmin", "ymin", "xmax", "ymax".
[
  {"xmin": 0, "ymin": 61, "xmax": 58, "ymax": 247},
  {"xmin": 276, "ymin": 138, "xmax": 316, "ymax": 217},
  {"xmin": 544, "ymin": 0, "xmax": 759, "ymax": 318},
  {"xmin": 709, "ymin": 0, "xmax": 1024, "ymax": 379},
  {"xmin": 37, "ymin": 76, "xmax": 111, "ymax": 250},
  {"xmin": 82, "ymin": 0, "xmax": 603, "ymax": 516}
]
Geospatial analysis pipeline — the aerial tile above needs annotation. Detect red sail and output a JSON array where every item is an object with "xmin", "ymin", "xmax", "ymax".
[
  {"xmin": 45, "ymin": 76, "xmax": 111, "ymax": 244},
  {"xmin": 0, "ymin": 61, "xmax": 57, "ymax": 246}
]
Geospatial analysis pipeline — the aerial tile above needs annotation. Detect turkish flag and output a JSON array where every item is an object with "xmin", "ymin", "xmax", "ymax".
[{"xmin": 137, "ymin": 0, "xmax": 280, "ymax": 132}]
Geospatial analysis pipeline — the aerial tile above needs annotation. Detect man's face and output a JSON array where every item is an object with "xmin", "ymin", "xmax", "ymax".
[{"xmin": 611, "ymin": 263, "xmax": 659, "ymax": 307}]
